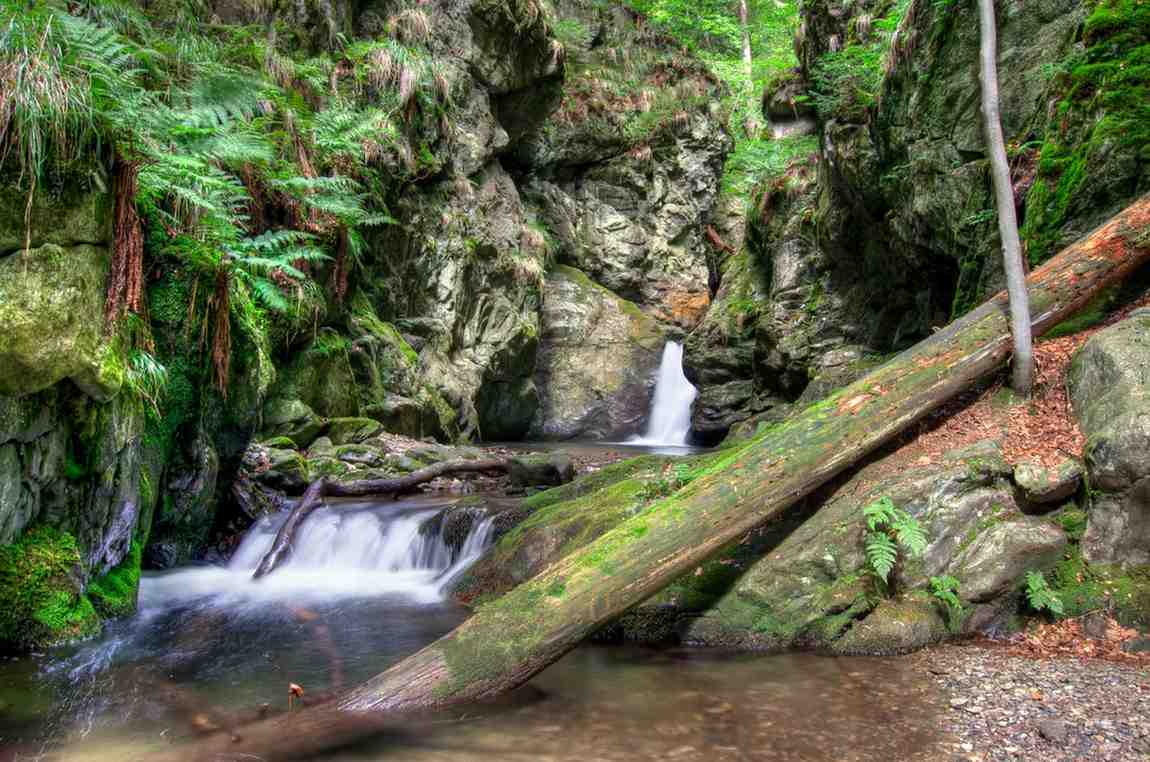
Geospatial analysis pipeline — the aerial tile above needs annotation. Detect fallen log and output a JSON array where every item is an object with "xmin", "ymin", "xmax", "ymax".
[
  {"xmin": 251, "ymin": 459, "xmax": 510, "ymax": 579},
  {"xmin": 323, "ymin": 458, "xmax": 510, "ymax": 498},
  {"xmin": 110, "ymin": 195, "xmax": 1150, "ymax": 761}
]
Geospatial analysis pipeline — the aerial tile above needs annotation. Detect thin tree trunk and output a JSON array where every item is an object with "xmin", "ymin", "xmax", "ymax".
[
  {"xmin": 739, "ymin": 0, "xmax": 761, "ymax": 138},
  {"xmin": 977, "ymin": 0, "xmax": 1033, "ymax": 394},
  {"xmin": 251, "ymin": 460, "xmax": 510, "ymax": 579},
  {"xmin": 105, "ymin": 196, "xmax": 1150, "ymax": 762}
]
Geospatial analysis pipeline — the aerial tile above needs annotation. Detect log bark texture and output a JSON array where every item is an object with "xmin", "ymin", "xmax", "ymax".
[{"xmin": 124, "ymin": 195, "xmax": 1150, "ymax": 762}]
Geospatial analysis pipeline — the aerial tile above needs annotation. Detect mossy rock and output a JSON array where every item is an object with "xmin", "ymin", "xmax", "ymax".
[
  {"xmin": 0, "ymin": 527, "xmax": 100, "ymax": 651},
  {"xmin": 831, "ymin": 599, "xmax": 948, "ymax": 656},
  {"xmin": 326, "ymin": 417, "xmax": 383, "ymax": 445},
  {"xmin": 0, "ymin": 242, "xmax": 123, "ymax": 400}
]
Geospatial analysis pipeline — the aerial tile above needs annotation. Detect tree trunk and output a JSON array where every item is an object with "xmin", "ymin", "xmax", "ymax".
[
  {"xmin": 977, "ymin": 0, "xmax": 1034, "ymax": 394},
  {"xmin": 252, "ymin": 460, "xmax": 511, "ymax": 579},
  {"xmin": 113, "ymin": 196, "xmax": 1150, "ymax": 762},
  {"xmin": 739, "ymin": 0, "xmax": 761, "ymax": 138}
]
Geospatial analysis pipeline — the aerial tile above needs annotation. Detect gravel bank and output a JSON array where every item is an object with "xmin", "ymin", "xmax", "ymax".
[{"xmin": 913, "ymin": 644, "xmax": 1150, "ymax": 761}]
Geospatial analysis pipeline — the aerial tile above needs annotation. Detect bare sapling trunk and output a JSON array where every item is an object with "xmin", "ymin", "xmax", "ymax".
[
  {"xmin": 739, "ymin": 0, "xmax": 762, "ymax": 138},
  {"xmin": 108, "ymin": 195, "xmax": 1150, "ymax": 762},
  {"xmin": 977, "ymin": 0, "xmax": 1034, "ymax": 394}
]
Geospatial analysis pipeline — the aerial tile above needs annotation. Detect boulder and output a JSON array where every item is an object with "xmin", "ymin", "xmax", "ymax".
[
  {"xmin": 325, "ymin": 417, "xmax": 383, "ymax": 446},
  {"xmin": 831, "ymin": 599, "xmax": 948, "ymax": 656},
  {"xmin": 260, "ymin": 398, "xmax": 326, "ymax": 449},
  {"xmin": 1014, "ymin": 459, "xmax": 1084, "ymax": 507},
  {"xmin": 530, "ymin": 266, "xmax": 665, "ymax": 439},
  {"xmin": 508, "ymin": 453, "xmax": 576, "ymax": 488},
  {"xmin": 1069, "ymin": 310, "xmax": 1150, "ymax": 564},
  {"xmin": 146, "ymin": 433, "xmax": 219, "ymax": 567}
]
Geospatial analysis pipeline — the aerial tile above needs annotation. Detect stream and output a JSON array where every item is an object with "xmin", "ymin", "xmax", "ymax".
[{"xmin": 0, "ymin": 494, "xmax": 951, "ymax": 761}]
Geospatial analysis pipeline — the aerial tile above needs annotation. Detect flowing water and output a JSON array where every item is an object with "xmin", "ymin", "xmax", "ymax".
[
  {"xmin": 629, "ymin": 341, "xmax": 699, "ymax": 447},
  {"xmin": 0, "ymin": 494, "xmax": 952, "ymax": 761}
]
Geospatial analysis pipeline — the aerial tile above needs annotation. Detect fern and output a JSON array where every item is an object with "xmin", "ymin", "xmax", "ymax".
[
  {"xmin": 890, "ymin": 511, "xmax": 928, "ymax": 558},
  {"xmin": 1025, "ymin": 571, "xmax": 1065, "ymax": 617},
  {"xmin": 929, "ymin": 575, "xmax": 966, "ymax": 633},
  {"xmin": 863, "ymin": 496, "xmax": 897, "ymax": 531},
  {"xmin": 864, "ymin": 531, "xmax": 898, "ymax": 583}
]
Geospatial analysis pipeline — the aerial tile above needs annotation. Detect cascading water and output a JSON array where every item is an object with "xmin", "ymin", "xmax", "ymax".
[
  {"xmin": 630, "ymin": 341, "xmax": 698, "ymax": 446},
  {"xmin": 140, "ymin": 500, "xmax": 496, "ymax": 611}
]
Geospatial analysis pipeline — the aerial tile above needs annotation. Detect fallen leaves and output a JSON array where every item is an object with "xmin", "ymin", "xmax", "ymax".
[{"xmin": 995, "ymin": 614, "xmax": 1147, "ymax": 664}]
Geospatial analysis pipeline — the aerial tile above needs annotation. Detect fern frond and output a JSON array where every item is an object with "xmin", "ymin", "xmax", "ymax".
[
  {"xmin": 864, "ymin": 531, "xmax": 898, "ymax": 583},
  {"xmin": 862, "ymin": 496, "xmax": 897, "ymax": 531},
  {"xmin": 891, "ymin": 510, "xmax": 928, "ymax": 557}
]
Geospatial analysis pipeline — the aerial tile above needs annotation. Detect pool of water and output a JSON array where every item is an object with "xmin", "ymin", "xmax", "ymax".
[{"xmin": 0, "ymin": 497, "xmax": 951, "ymax": 761}]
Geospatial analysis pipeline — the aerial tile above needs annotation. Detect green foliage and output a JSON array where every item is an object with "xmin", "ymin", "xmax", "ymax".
[
  {"xmin": 810, "ymin": 42, "xmax": 885, "ymax": 122},
  {"xmin": 1021, "ymin": 0, "xmax": 1150, "ymax": 265},
  {"xmin": 87, "ymin": 540, "xmax": 142, "ymax": 618},
  {"xmin": 124, "ymin": 348, "xmax": 169, "ymax": 417},
  {"xmin": 0, "ymin": 527, "xmax": 100, "ymax": 650},
  {"xmin": 1025, "ymin": 570, "xmax": 1066, "ymax": 617},
  {"xmin": 639, "ymin": 461, "xmax": 697, "ymax": 501},
  {"xmin": 929, "ymin": 575, "xmax": 965, "ymax": 632},
  {"xmin": 862, "ymin": 496, "xmax": 927, "ymax": 585}
]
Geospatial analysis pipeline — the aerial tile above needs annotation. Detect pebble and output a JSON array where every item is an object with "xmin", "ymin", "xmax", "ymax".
[{"xmin": 914, "ymin": 645, "xmax": 1150, "ymax": 761}]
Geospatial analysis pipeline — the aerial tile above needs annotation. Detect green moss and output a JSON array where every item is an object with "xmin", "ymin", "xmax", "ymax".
[
  {"xmin": 87, "ymin": 541, "xmax": 143, "ymax": 619},
  {"xmin": 0, "ymin": 528, "xmax": 100, "ymax": 651},
  {"xmin": 1022, "ymin": 0, "xmax": 1150, "ymax": 264},
  {"xmin": 1044, "ymin": 288, "xmax": 1118, "ymax": 338},
  {"xmin": 1050, "ymin": 546, "xmax": 1150, "ymax": 625}
]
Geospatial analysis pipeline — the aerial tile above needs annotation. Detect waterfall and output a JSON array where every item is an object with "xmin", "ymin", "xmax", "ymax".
[
  {"xmin": 630, "ymin": 341, "xmax": 698, "ymax": 446},
  {"xmin": 139, "ymin": 502, "xmax": 496, "ymax": 610}
]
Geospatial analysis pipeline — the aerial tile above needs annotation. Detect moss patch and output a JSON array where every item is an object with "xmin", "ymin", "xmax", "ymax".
[
  {"xmin": 0, "ymin": 528, "xmax": 100, "ymax": 651},
  {"xmin": 88, "ymin": 540, "xmax": 143, "ymax": 619}
]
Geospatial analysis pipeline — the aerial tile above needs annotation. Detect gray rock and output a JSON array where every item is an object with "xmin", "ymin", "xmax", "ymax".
[
  {"xmin": 260, "ymin": 398, "xmax": 326, "ymax": 449},
  {"xmin": 1038, "ymin": 719, "xmax": 1071, "ymax": 743},
  {"xmin": 1069, "ymin": 310, "xmax": 1150, "ymax": 563},
  {"xmin": 1014, "ymin": 459, "xmax": 1084, "ymax": 507},
  {"xmin": 832, "ymin": 599, "xmax": 948, "ymax": 656},
  {"xmin": 509, "ymin": 453, "xmax": 576, "ymax": 488},
  {"xmin": 530, "ymin": 266, "xmax": 665, "ymax": 439}
]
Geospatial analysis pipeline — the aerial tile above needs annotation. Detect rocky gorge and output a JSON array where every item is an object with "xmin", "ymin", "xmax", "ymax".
[{"xmin": 0, "ymin": 0, "xmax": 1148, "ymax": 732}]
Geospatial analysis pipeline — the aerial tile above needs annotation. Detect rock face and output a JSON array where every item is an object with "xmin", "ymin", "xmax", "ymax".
[
  {"xmin": 686, "ymin": 0, "xmax": 1149, "ymax": 440},
  {"xmin": 0, "ymin": 188, "xmax": 120, "ymax": 401},
  {"xmin": 1069, "ymin": 310, "xmax": 1150, "ymax": 564},
  {"xmin": 530, "ymin": 266, "xmax": 665, "ymax": 439},
  {"xmin": 514, "ymin": 1, "xmax": 729, "ymax": 331}
]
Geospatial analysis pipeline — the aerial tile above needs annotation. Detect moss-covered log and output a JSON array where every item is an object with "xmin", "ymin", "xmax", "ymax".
[{"xmin": 128, "ymin": 195, "xmax": 1150, "ymax": 761}]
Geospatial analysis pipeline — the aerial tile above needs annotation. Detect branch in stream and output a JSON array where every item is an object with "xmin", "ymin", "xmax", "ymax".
[{"xmin": 251, "ymin": 459, "xmax": 511, "ymax": 580}]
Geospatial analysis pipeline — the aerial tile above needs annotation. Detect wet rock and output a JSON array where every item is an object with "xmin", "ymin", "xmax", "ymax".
[
  {"xmin": 1069, "ymin": 310, "xmax": 1150, "ymax": 563},
  {"xmin": 1014, "ymin": 459, "xmax": 1084, "ymax": 507},
  {"xmin": 148, "ymin": 433, "xmax": 219, "ymax": 567},
  {"xmin": 509, "ymin": 453, "xmax": 576, "ymax": 488},
  {"xmin": 144, "ymin": 541, "xmax": 180, "ymax": 571}
]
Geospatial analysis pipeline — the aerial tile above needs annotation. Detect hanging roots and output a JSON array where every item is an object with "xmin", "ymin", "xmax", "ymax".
[
  {"xmin": 105, "ymin": 158, "xmax": 144, "ymax": 330},
  {"xmin": 331, "ymin": 226, "xmax": 350, "ymax": 303},
  {"xmin": 210, "ymin": 269, "xmax": 231, "ymax": 397}
]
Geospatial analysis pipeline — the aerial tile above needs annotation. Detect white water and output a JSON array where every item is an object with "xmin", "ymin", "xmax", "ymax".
[
  {"xmin": 629, "ymin": 341, "xmax": 698, "ymax": 447},
  {"xmin": 138, "ymin": 501, "xmax": 496, "ymax": 612}
]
